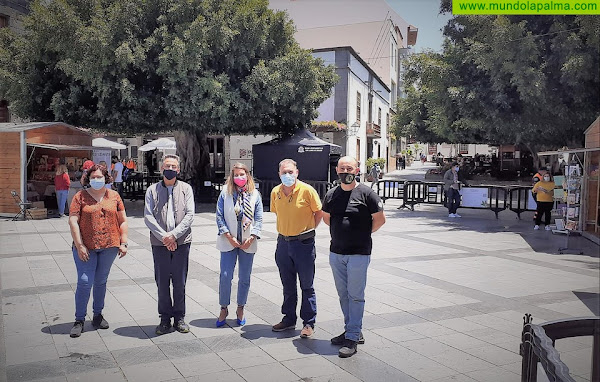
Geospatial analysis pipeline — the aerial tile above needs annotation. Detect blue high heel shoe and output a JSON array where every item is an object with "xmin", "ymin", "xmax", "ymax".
[
  {"xmin": 216, "ymin": 307, "xmax": 228, "ymax": 328},
  {"xmin": 236, "ymin": 305, "xmax": 246, "ymax": 326}
]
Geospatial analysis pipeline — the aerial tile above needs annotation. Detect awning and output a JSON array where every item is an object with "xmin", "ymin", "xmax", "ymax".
[
  {"xmin": 92, "ymin": 138, "xmax": 126, "ymax": 149},
  {"xmin": 139, "ymin": 137, "xmax": 176, "ymax": 152},
  {"xmin": 27, "ymin": 143, "xmax": 102, "ymax": 151},
  {"xmin": 538, "ymin": 147, "xmax": 600, "ymax": 156}
]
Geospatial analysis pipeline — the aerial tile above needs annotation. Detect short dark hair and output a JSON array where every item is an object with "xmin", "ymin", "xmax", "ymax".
[
  {"xmin": 81, "ymin": 164, "xmax": 114, "ymax": 186},
  {"xmin": 451, "ymin": 161, "xmax": 459, "ymax": 167}
]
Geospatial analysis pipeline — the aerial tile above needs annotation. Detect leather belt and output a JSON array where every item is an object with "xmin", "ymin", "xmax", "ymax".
[{"xmin": 278, "ymin": 230, "xmax": 316, "ymax": 242}]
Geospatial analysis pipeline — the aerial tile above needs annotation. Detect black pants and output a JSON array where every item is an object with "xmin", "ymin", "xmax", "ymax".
[
  {"xmin": 446, "ymin": 188, "xmax": 461, "ymax": 214},
  {"xmin": 152, "ymin": 243, "xmax": 190, "ymax": 323},
  {"xmin": 535, "ymin": 201, "xmax": 553, "ymax": 226}
]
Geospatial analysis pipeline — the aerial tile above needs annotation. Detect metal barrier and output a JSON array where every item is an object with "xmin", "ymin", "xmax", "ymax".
[
  {"xmin": 372, "ymin": 180, "xmax": 405, "ymax": 204},
  {"xmin": 509, "ymin": 186, "xmax": 536, "ymax": 219},
  {"xmin": 520, "ymin": 314, "xmax": 599, "ymax": 382}
]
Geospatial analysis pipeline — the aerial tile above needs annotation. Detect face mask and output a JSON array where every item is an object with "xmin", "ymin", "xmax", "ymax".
[
  {"xmin": 89, "ymin": 178, "xmax": 105, "ymax": 190},
  {"xmin": 338, "ymin": 173, "xmax": 356, "ymax": 185},
  {"xmin": 234, "ymin": 175, "xmax": 247, "ymax": 187},
  {"xmin": 455, "ymin": 167, "xmax": 460, "ymax": 172},
  {"xmin": 163, "ymin": 169, "xmax": 177, "ymax": 180},
  {"xmin": 543, "ymin": 176, "xmax": 550, "ymax": 181},
  {"xmin": 280, "ymin": 173, "xmax": 296, "ymax": 187}
]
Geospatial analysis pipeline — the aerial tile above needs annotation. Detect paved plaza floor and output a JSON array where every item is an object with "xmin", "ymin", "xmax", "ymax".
[{"xmin": 0, "ymin": 192, "xmax": 598, "ymax": 382}]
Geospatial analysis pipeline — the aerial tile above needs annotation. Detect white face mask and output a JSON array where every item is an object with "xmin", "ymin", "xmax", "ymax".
[{"xmin": 543, "ymin": 176, "xmax": 550, "ymax": 181}]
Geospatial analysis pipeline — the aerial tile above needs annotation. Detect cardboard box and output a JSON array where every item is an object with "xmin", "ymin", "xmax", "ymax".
[
  {"xmin": 31, "ymin": 201, "xmax": 45, "ymax": 209},
  {"xmin": 29, "ymin": 208, "xmax": 47, "ymax": 220}
]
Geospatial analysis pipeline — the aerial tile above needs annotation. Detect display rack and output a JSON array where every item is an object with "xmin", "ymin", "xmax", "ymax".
[{"xmin": 557, "ymin": 162, "xmax": 584, "ymax": 254}]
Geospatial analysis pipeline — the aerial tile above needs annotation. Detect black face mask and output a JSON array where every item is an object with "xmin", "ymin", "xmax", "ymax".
[
  {"xmin": 163, "ymin": 169, "xmax": 177, "ymax": 180},
  {"xmin": 338, "ymin": 173, "xmax": 356, "ymax": 185}
]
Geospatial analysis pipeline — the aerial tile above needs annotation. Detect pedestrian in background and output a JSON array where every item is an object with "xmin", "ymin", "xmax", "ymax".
[
  {"xmin": 111, "ymin": 156, "xmax": 124, "ymax": 197},
  {"xmin": 532, "ymin": 173, "xmax": 555, "ymax": 230},
  {"xmin": 215, "ymin": 163, "xmax": 263, "ymax": 327},
  {"xmin": 443, "ymin": 162, "xmax": 464, "ymax": 218},
  {"xmin": 270, "ymin": 159, "xmax": 323, "ymax": 338},
  {"xmin": 322, "ymin": 156, "xmax": 385, "ymax": 358},
  {"xmin": 68, "ymin": 163, "xmax": 128, "ymax": 338},
  {"xmin": 144, "ymin": 154, "xmax": 195, "ymax": 335},
  {"xmin": 55, "ymin": 164, "xmax": 70, "ymax": 217}
]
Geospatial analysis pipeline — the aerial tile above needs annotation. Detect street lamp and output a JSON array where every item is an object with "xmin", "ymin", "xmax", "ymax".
[{"xmin": 348, "ymin": 121, "xmax": 360, "ymax": 136}]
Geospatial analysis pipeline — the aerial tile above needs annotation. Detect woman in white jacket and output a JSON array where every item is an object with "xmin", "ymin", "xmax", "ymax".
[{"xmin": 215, "ymin": 163, "xmax": 263, "ymax": 327}]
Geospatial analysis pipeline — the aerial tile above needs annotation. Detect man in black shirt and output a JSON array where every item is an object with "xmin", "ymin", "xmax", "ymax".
[{"xmin": 322, "ymin": 156, "xmax": 386, "ymax": 358}]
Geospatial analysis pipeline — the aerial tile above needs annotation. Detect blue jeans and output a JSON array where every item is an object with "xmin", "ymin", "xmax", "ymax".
[
  {"xmin": 329, "ymin": 252, "xmax": 370, "ymax": 342},
  {"xmin": 56, "ymin": 190, "xmax": 68, "ymax": 215},
  {"xmin": 73, "ymin": 246, "xmax": 118, "ymax": 321},
  {"xmin": 446, "ymin": 188, "xmax": 461, "ymax": 214},
  {"xmin": 275, "ymin": 236, "xmax": 317, "ymax": 327},
  {"xmin": 152, "ymin": 243, "xmax": 190, "ymax": 322},
  {"xmin": 219, "ymin": 248, "xmax": 255, "ymax": 306}
]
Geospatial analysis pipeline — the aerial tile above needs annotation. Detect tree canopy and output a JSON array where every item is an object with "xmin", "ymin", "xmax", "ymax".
[
  {"xmin": 392, "ymin": 2, "xmax": 599, "ymax": 153},
  {"xmin": 0, "ymin": 0, "xmax": 337, "ymax": 177}
]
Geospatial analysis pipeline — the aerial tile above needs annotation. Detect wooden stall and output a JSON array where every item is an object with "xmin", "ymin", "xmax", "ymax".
[
  {"xmin": 0, "ymin": 122, "xmax": 97, "ymax": 217},
  {"xmin": 583, "ymin": 116, "xmax": 600, "ymax": 244}
]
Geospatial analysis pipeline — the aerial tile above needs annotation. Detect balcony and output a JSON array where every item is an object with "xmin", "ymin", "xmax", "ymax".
[{"xmin": 366, "ymin": 122, "xmax": 381, "ymax": 139}]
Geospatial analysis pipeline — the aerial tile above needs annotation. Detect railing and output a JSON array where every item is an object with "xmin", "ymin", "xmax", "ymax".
[
  {"xmin": 520, "ymin": 314, "xmax": 600, "ymax": 382},
  {"xmin": 366, "ymin": 122, "xmax": 381, "ymax": 139}
]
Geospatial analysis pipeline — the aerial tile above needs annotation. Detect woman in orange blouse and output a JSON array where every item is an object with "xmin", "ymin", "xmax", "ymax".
[{"xmin": 68, "ymin": 163, "xmax": 129, "ymax": 338}]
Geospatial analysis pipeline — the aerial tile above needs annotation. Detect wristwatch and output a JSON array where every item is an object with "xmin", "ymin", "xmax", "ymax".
[{"xmin": 120, "ymin": 242, "xmax": 128, "ymax": 248}]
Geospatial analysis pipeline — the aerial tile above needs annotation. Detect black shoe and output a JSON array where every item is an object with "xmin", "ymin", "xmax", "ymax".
[
  {"xmin": 70, "ymin": 320, "xmax": 84, "ymax": 338},
  {"xmin": 175, "ymin": 319, "xmax": 190, "ymax": 333},
  {"xmin": 331, "ymin": 331, "xmax": 365, "ymax": 345},
  {"xmin": 155, "ymin": 321, "xmax": 172, "ymax": 335},
  {"xmin": 338, "ymin": 339, "xmax": 358, "ymax": 358},
  {"xmin": 92, "ymin": 314, "xmax": 109, "ymax": 329}
]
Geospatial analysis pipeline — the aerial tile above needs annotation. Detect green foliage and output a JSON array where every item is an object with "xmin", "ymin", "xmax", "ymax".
[
  {"xmin": 392, "ymin": 7, "xmax": 600, "ymax": 153},
  {"xmin": 310, "ymin": 120, "xmax": 347, "ymax": 131},
  {"xmin": 0, "ymin": 0, "xmax": 338, "ymax": 137}
]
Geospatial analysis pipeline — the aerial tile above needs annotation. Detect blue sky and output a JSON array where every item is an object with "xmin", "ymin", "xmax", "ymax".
[{"xmin": 385, "ymin": 0, "xmax": 452, "ymax": 52}]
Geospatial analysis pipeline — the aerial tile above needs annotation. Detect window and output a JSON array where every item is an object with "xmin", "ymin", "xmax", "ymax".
[
  {"xmin": 459, "ymin": 144, "xmax": 469, "ymax": 154},
  {"xmin": 0, "ymin": 15, "xmax": 8, "ymax": 28},
  {"xmin": 356, "ymin": 139, "xmax": 361, "ymax": 162},
  {"xmin": 0, "ymin": 100, "xmax": 8, "ymax": 123},
  {"xmin": 356, "ymin": 92, "xmax": 361, "ymax": 122},
  {"xmin": 390, "ymin": 80, "xmax": 397, "ymax": 107},
  {"xmin": 130, "ymin": 146, "xmax": 138, "ymax": 159},
  {"xmin": 390, "ymin": 41, "xmax": 395, "ymax": 68},
  {"xmin": 386, "ymin": 113, "xmax": 390, "ymax": 129},
  {"xmin": 377, "ymin": 108, "xmax": 382, "ymax": 127}
]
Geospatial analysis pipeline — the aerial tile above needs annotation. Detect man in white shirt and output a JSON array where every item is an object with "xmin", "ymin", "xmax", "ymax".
[{"xmin": 111, "ymin": 156, "xmax": 124, "ymax": 197}]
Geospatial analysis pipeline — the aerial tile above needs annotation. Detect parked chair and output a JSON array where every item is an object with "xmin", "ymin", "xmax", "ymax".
[{"xmin": 11, "ymin": 190, "xmax": 33, "ymax": 221}]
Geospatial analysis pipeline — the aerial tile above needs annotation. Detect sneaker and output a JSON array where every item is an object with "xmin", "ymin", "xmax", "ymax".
[
  {"xmin": 92, "ymin": 314, "xmax": 109, "ymax": 329},
  {"xmin": 175, "ymin": 319, "xmax": 190, "ymax": 333},
  {"xmin": 454, "ymin": 213, "xmax": 462, "ymax": 218},
  {"xmin": 155, "ymin": 321, "xmax": 172, "ymax": 335},
  {"xmin": 545, "ymin": 225, "xmax": 552, "ymax": 231},
  {"xmin": 272, "ymin": 321, "xmax": 295, "ymax": 332},
  {"xmin": 331, "ymin": 332, "xmax": 365, "ymax": 345},
  {"xmin": 70, "ymin": 320, "xmax": 84, "ymax": 338},
  {"xmin": 448, "ymin": 213, "xmax": 456, "ymax": 218},
  {"xmin": 300, "ymin": 325, "xmax": 314, "ymax": 338},
  {"xmin": 534, "ymin": 225, "xmax": 540, "ymax": 230},
  {"xmin": 338, "ymin": 339, "xmax": 358, "ymax": 358}
]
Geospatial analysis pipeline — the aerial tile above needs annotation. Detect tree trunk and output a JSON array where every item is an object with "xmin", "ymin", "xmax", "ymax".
[{"xmin": 174, "ymin": 130, "xmax": 211, "ymax": 193}]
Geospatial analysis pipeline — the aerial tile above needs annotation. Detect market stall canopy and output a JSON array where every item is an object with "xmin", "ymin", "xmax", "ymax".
[
  {"xmin": 252, "ymin": 128, "xmax": 342, "ymax": 181},
  {"xmin": 92, "ymin": 137, "xmax": 126, "ymax": 149},
  {"xmin": 139, "ymin": 137, "xmax": 176, "ymax": 151}
]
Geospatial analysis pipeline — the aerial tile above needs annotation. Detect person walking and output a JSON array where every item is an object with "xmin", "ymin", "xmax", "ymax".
[
  {"xmin": 144, "ymin": 154, "xmax": 195, "ymax": 335},
  {"xmin": 322, "ymin": 156, "xmax": 385, "ymax": 358},
  {"xmin": 532, "ymin": 173, "xmax": 555, "ymax": 230},
  {"xmin": 215, "ymin": 163, "xmax": 263, "ymax": 327},
  {"xmin": 111, "ymin": 156, "xmax": 124, "ymax": 197},
  {"xmin": 68, "ymin": 163, "xmax": 128, "ymax": 338},
  {"xmin": 55, "ymin": 164, "xmax": 71, "ymax": 217},
  {"xmin": 270, "ymin": 159, "xmax": 323, "ymax": 338},
  {"xmin": 443, "ymin": 162, "xmax": 464, "ymax": 218}
]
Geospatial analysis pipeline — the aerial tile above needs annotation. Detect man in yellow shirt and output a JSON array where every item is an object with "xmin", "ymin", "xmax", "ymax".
[{"xmin": 270, "ymin": 158, "xmax": 323, "ymax": 338}]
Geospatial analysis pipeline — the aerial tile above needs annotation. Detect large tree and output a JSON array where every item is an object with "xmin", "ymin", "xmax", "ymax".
[
  {"xmin": 0, "ymin": 0, "xmax": 337, "ymax": 183},
  {"xmin": 392, "ymin": 2, "xmax": 599, "ymax": 159}
]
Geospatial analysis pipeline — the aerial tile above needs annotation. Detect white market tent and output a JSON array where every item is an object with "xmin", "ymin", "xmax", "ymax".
[
  {"xmin": 139, "ymin": 137, "xmax": 176, "ymax": 152},
  {"xmin": 92, "ymin": 137, "xmax": 126, "ymax": 149}
]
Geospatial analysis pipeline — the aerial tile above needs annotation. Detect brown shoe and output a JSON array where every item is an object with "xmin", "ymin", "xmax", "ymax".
[
  {"xmin": 272, "ymin": 321, "xmax": 295, "ymax": 332},
  {"xmin": 300, "ymin": 324, "xmax": 314, "ymax": 338}
]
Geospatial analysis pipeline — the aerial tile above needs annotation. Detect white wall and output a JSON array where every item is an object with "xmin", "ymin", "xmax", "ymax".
[{"xmin": 229, "ymin": 135, "xmax": 273, "ymax": 174}]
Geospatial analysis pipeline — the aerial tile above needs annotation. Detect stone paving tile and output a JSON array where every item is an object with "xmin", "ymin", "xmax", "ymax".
[
  {"xmin": 157, "ymin": 339, "xmax": 212, "ymax": 359},
  {"xmin": 171, "ymin": 352, "xmax": 231, "ymax": 378},
  {"xmin": 259, "ymin": 339, "xmax": 315, "ymax": 361},
  {"xmin": 111, "ymin": 344, "xmax": 167, "ymax": 366},
  {"xmin": 218, "ymin": 346, "xmax": 275, "ymax": 369},
  {"xmin": 282, "ymin": 355, "xmax": 344, "ymax": 379},
  {"xmin": 236, "ymin": 362, "xmax": 300, "ymax": 382},
  {"xmin": 121, "ymin": 359, "xmax": 182, "ymax": 382},
  {"xmin": 185, "ymin": 370, "xmax": 246, "ymax": 382},
  {"xmin": 65, "ymin": 368, "xmax": 127, "ymax": 382}
]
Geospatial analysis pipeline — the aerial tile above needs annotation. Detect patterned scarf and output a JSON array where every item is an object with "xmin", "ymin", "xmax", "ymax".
[{"xmin": 236, "ymin": 186, "xmax": 254, "ymax": 231}]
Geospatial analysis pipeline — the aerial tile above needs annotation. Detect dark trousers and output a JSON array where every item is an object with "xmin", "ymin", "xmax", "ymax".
[
  {"xmin": 275, "ymin": 236, "xmax": 317, "ymax": 327},
  {"xmin": 152, "ymin": 243, "xmax": 190, "ymax": 323},
  {"xmin": 446, "ymin": 188, "xmax": 461, "ymax": 214},
  {"xmin": 114, "ymin": 182, "xmax": 123, "ymax": 197},
  {"xmin": 535, "ymin": 201, "xmax": 553, "ymax": 226}
]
